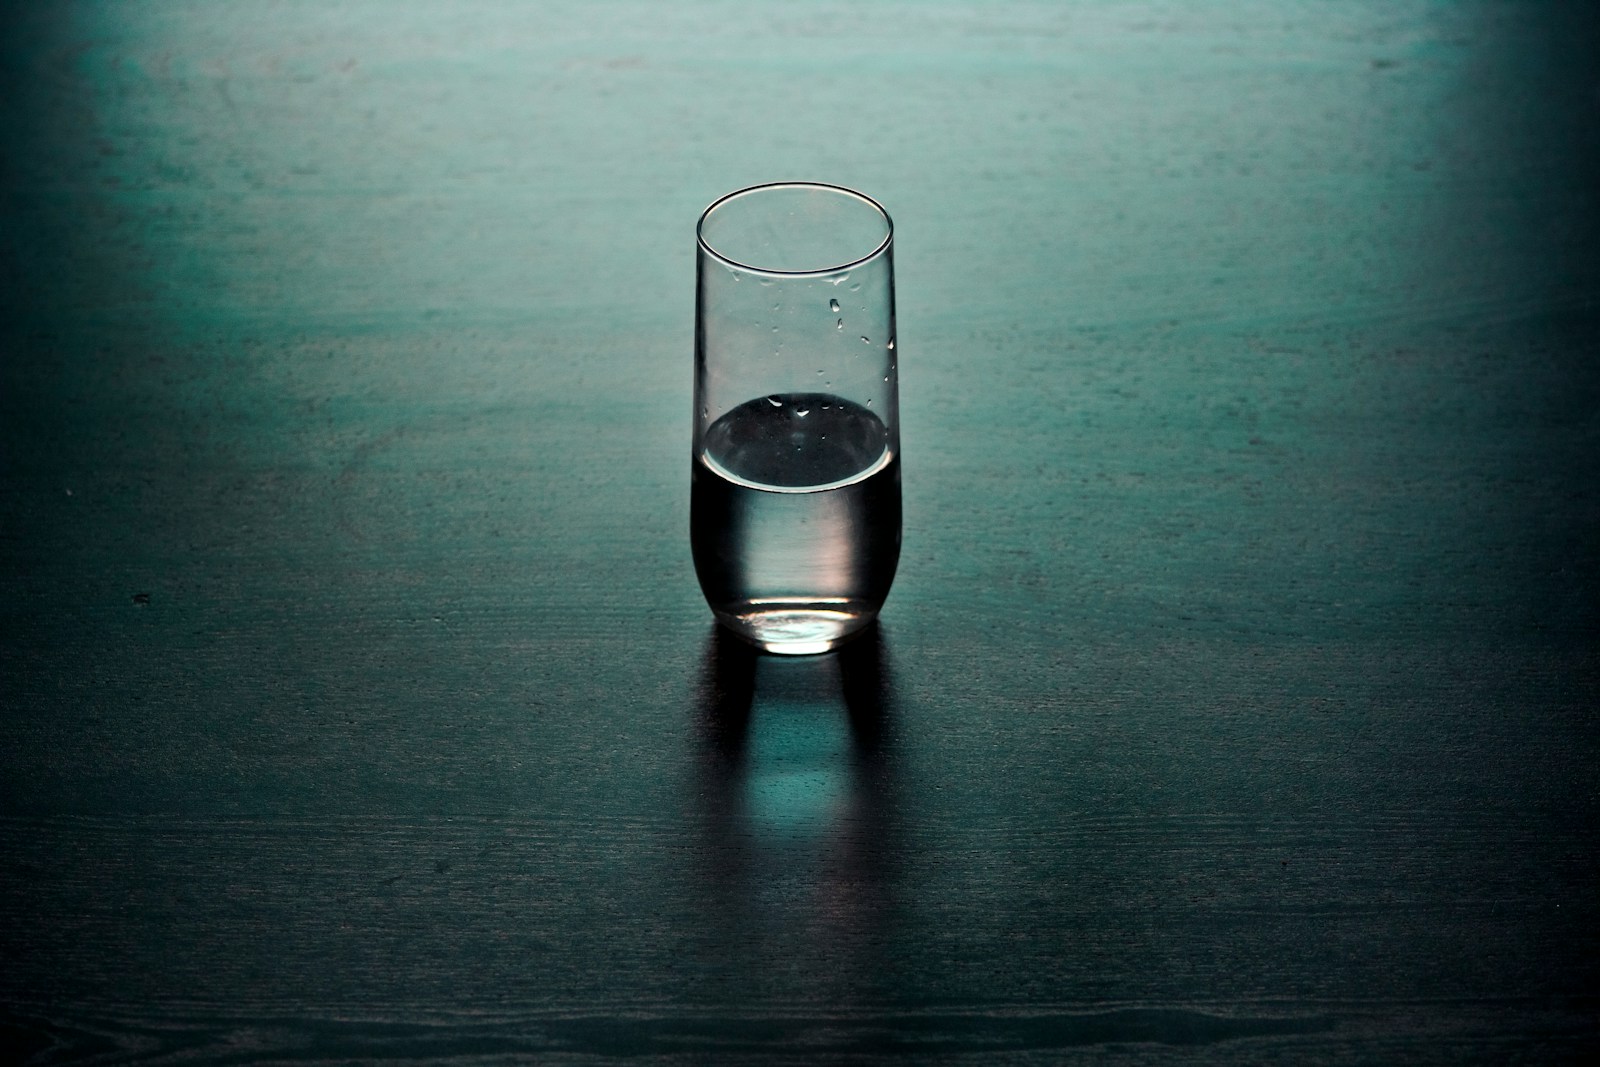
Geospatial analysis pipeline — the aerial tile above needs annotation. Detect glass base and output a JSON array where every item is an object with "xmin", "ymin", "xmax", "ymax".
[{"xmin": 712, "ymin": 601, "xmax": 878, "ymax": 655}]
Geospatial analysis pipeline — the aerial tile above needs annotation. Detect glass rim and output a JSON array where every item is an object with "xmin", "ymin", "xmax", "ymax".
[{"xmin": 697, "ymin": 181, "xmax": 894, "ymax": 277}]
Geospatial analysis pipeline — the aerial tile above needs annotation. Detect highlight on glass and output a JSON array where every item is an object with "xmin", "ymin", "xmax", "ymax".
[{"xmin": 691, "ymin": 182, "xmax": 902, "ymax": 655}]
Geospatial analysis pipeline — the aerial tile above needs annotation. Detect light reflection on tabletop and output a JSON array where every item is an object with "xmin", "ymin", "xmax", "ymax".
[{"xmin": 691, "ymin": 626, "xmax": 900, "ymax": 997}]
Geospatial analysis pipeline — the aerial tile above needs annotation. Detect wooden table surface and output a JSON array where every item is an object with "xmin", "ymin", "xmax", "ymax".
[{"xmin": 2, "ymin": 2, "xmax": 1597, "ymax": 1062}]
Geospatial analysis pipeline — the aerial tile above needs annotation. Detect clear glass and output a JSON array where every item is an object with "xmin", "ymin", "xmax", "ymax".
[{"xmin": 692, "ymin": 182, "xmax": 901, "ymax": 655}]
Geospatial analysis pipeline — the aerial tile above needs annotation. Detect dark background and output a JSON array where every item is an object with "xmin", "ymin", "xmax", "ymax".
[{"xmin": 2, "ymin": 1, "xmax": 1597, "ymax": 1062}]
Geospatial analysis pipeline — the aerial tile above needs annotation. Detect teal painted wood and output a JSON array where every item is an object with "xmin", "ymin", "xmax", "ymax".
[{"xmin": 2, "ymin": 1, "xmax": 1596, "ymax": 1061}]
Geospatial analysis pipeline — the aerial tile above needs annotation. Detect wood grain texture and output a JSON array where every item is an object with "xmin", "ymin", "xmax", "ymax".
[{"xmin": 2, "ymin": 0, "xmax": 1597, "ymax": 1062}]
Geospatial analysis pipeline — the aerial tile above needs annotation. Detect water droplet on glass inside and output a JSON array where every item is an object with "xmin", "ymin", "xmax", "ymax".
[
  {"xmin": 849, "ymin": 282, "xmax": 861, "ymax": 292},
  {"xmin": 887, "ymin": 338, "xmax": 895, "ymax": 350},
  {"xmin": 836, "ymin": 319, "xmax": 843, "ymax": 329},
  {"xmin": 861, "ymin": 336, "xmax": 870, "ymax": 343},
  {"xmin": 767, "ymin": 396, "xmax": 782, "ymax": 407},
  {"xmin": 831, "ymin": 274, "xmax": 849, "ymax": 286},
  {"xmin": 829, "ymin": 299, "xmax": 840, "ymax": 313},
  {"xmin": 796, "ymin": 408, "xmax": 810, "ymax": 417}
]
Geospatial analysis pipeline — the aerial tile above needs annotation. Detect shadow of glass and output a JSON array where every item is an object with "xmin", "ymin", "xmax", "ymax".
[
  {"xmin": 690, "ymin": 624, "xmax": 901, "ymax": 995},
  {"xmin": 698, "ymin": 621, "xmax": 893, "ymax": 757}
]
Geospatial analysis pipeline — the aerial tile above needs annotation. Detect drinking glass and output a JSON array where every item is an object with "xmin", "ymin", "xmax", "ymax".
[{"xmin": 692, "ymin": 182, "xmax": 901, "ymax": 655}]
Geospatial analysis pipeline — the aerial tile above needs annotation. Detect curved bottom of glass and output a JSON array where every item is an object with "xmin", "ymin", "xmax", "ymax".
[{"xmin": 712, "ymin": 600, "xmax": 880, "ymax": 655}]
